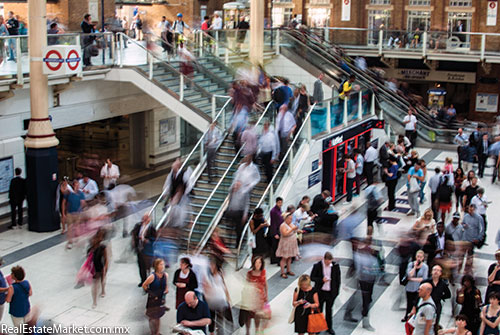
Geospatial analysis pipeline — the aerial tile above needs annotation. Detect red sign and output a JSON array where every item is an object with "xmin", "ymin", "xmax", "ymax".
[
  {"xmin": 490, "ymin": 1, "xmax": 496, "ymax": 8},
  {"xmin": 43, "ymin": 50, "xmax": 64, "ymax": 71},
  {"xmin": 66, "ymin": 49, "xmax": 81, "ymax": 71}
]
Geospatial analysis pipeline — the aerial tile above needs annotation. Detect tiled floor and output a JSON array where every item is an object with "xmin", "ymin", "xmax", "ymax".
[{"xmin": 0, "ymin": 147, "xmax": 498, "ymax": 335}]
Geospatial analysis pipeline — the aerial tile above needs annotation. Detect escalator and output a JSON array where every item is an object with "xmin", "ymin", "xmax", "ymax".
[{"xmin": 280, "ymin": 30, "xmax": 460, "ymax": 144}]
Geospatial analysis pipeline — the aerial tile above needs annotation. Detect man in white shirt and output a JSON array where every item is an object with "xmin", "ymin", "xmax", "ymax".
[
  {"xmin": 427, "ymin": 167, "xmax": 442, "ymax": 219},
  {"xmin": 258, "ymin": 119, "xmax": 279, "ymax": 183},
  {"xmin": 454, "ymin": 128, "xmax": 468, "ymax": 169},
  {"xmin": 403, "ymin": 109, "xmax": 418, "ymax": 149},
  {"xmin": 276, "ymin": 104, "xmax": 296, "ymax": 162},
  {"xmin": 292, "ymin": 203, "xmax": 312, "ymax": 228},
  {"xmin": 100, "ymin": 158, "xmax": 120, "ymax": 190},
  {"xmin": 158, "ymin": 16, "xmax": 170, "ymax": 32},
  {"xmin": 470, "ymin": 188, "xmax": 488, "ymax": 231},
  {"xmin": 211, "ymin": 12, "xmax": 223, "ymax": 30},
  {"xmin": 364, "ymin": 142, "xmax": 378, "ymax": 185},
  {"xmin": 344, "ymin": 154, "xmax": 356, "ymax": 205},
  {"xmin": 78, "ymin": 175, "xmax": 99, "ymax": 200}
]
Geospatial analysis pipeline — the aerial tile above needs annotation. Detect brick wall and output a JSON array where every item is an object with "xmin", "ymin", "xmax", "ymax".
[{"xmin": 468, "ymin": 63, "xmax": 500, "ymax": 121}]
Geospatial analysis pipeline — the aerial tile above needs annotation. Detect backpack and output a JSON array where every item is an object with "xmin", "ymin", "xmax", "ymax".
[
  {"xmin": 437, "ymin": 182, "xmax": 453, "ymax": 202},
  {"xmin": 338, "ymin": 80, "xmax": 347, "ymax": 94},
  {"xmin": 272, "ymin": 86, "xmax": 286, "ymax": 105},
  {"xmin": 405, "ymin": 302, "xmax": 436, "ymax": 335}
]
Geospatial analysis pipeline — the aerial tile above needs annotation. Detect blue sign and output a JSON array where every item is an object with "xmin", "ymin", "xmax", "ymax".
[
  {"xmin": 0, "ymin": 157, "xmax": 14, "ymax": 193},
  {"xmin": 308, "ymin": 170, "xmax": 321, "ymax": 188},
  {"xmin": 312, "ymin": 159, "xmax": 319, "ymax": 171}
]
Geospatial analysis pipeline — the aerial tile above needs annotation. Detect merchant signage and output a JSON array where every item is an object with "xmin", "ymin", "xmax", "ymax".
[{"xmin": 385, "ymin": 69, "xmax": 476, "ymax": 84}]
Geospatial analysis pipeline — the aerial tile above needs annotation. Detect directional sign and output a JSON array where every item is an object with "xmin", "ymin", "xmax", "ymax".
[
  {"xmin": 43, "ymin": 45, "xmax": 82, "ymax": 75},
  {"xmin": 43, "ymin": 49, "xmax": 64, "ymax": 72}
]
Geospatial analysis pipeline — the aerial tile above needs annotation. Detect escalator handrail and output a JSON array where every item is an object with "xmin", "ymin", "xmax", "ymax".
[
  {"xmin": 148, "ymin": 97, "xmax": 233, "ymax": 220},
  {"xmin": 117, "ymin": 32, "xmax": 222, "ymax": 103},
  {"xmin": 234, "ymin": 102, "xmax": 318, "ymax": 269},
  {"xmin": 190, "ymin": 100, "xmax": 275, "ymax": 254}
]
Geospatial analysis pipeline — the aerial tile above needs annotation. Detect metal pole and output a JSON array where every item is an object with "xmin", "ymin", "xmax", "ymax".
[
  {"xmin": 101, "ymin": 0, "xmax": 105, "ymax": 65},
  {"xmin": 358, "ymin": 92, "xmax": 362, "ymax": 120},
  {"xmin": 326, "ymin": 100, "xmax": 331, "ymax": 132},
  {"xmin": 481, "ymin": 34, "xmax": 486, "ymax": 61},
  {"xmin": 378, "ymin": 29, "xmax": 383, "ymax": 56},
  {"xmin": 16, "ymin": 38, "xmax": 23, "ymax": 85},
  {"xmin": 211, "ymin": 95, "xmax": 217, "ymax": 119},
  {"xmin": 180, "ymin": 74, "xmax": 184, "ymax": 101},
  {"xmin": 343, "ymin": 99, "xmax": 348, "ymax": 126},
  {"xmin": 307, "ymin": 113, "xmax": 312, "ymax": 142},
  {"xmin": 148, "ymin": 53, "xmax": 153, "ymax": 80},
  {"xmin": 199, "ymin": 31, "xmax": 203, "ymax": 58},
  {"xmin": 111, "ymin": 33, "xmax": 116, "ymax": 65},
  {"xmin": 119, "ymin": 34, "xmax": 124, "ymax": 68},
  {"xmin": 422, "ymin": 31, "xmax": 427, "ymax": 57},
  {"xmin": 225, "ymin": 48, "xmax": 229, "ymax": 64},
  {"xmin": 275, "ymin": 28, "xmax": 280, "ymax": 55},
  {"xmin": 371, "ymin": 93, "xmax": 376, "ymax": 115}
]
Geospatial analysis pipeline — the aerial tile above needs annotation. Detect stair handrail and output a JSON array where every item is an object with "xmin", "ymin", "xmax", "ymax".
[
  {"xmin": 117, "ymin": 32, "xmax": 225, "ymax": 104},
  {"xmin": 234, "ymin": 101, "xmax": 317, "ymax": 269},
  {"xmin": 148, "ymin": 96, "xmax": 233, "ymax": 226},
  {"xmin": 187, "ymin": 100, "xmax": 275, "ymax": 253}
]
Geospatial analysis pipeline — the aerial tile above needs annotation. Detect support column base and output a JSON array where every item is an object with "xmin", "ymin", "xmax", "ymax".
[{"xmin": 26, "ymin": 147, "xmax": 60, "ymax": 232}]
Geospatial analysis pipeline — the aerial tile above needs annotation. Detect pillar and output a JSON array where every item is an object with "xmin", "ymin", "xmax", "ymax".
[
  {"xmin": 249, "ymin": 0, "xmax": 264, "ymax": 66},
  {"xmin": 25, "ymin": 0, "xmax": 61, "ymax": 232}
]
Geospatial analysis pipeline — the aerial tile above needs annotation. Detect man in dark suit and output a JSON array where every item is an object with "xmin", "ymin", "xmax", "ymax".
[
  {"xmin": 424, "ymin": 221, "xmax": 452, "ymax": 266},
  {"xmin": 478, "ymin": 133, "xmax": 490, "ymax": 178},
  {"xmin": 131, "ymin": 214, "xmax": 157, "ymax": 286},
  {"xmin": 8, "ymin": 167, "xmax": 26, "ymax": 229},
  {"xmin": 310, "ymin": 252, "xmax": 341, "ymax": 335}
]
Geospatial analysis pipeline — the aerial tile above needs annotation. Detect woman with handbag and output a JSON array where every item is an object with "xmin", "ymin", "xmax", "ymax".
[
  {"xmin": 143, "ymin": 258, "xmax": 169, "ymax": 335},
  {"xmin": 203, "ymin": 257, "xmax": 233, "ymax": 335},
  {"xmin": 89, "ymin": 227, "xmax": 109, "ymax": 309},
  {"xmin": 242, "ymin": 256, "xmax": 270, "ymax": 335},
  {"xmin": 292, "ymin": 274, "xmax": 321, "ymax": 335},
  {"xmin": 250, "ymin": 208, "xmax": 270, "ymax": 258}
]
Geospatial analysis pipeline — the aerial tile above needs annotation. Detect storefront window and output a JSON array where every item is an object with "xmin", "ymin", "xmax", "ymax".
[
  {"xmin": 272, "ymin": 7, "xmax": 293, "ymax": 27},
  {"xmin": 308, "ymin": 8, "xmax": 330, "ymax": 28},
  {"xmin": 368, "ymin": 10, "xmax": 391, "ymax": 45},
  {"xmin": 407, "ymin": 11, "xmax": 430, "ymax": 31},
  {"xmin": 447, "ymin": 12, "xmax": 472, "ymax": 48},
  {"xmin": 409, "ymin": 0, "xmax": 430, "ymax": 5}
]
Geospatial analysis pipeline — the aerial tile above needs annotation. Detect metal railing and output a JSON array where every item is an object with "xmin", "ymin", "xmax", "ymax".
[
  {"xmin": 188, "ymin": 100, "xmax": 275, "ymax": 254},
  {"xmin": 148, "ymin": 96, "xmax": 233, "ymax": 229}
]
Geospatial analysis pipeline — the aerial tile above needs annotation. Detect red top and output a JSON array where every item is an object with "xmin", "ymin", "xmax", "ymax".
[
  {"xmin": 246, "ymin": 269, "xmax": 267, "ymax": 307},
  {"xmin": 201, "ymin": 22, "xmax": 209, "ymax": 31}
]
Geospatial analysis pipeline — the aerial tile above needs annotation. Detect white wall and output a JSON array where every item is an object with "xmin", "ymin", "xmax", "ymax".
[{"xmin": 265, "ymin": 55, "xmax": 334, "ymax": 100}]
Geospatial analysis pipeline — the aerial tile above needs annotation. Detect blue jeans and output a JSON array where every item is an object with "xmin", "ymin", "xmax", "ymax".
[
  {"xmin": 419, "ymin": 181, "xmax": 426, "ymax": 203},
  {"xmin": 8, "ymin": 38, "xmax": 15, "ymax": 60}
]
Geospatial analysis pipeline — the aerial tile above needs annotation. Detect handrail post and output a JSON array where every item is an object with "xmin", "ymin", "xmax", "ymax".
[
  {"xmin": 343, "ymin": 99, "xmax": 348, "ymax": 126},
  {"xmin": 222, "ymin": 106, "xmax": 226, "ymax": 128},
  {"xmin": 148, "ymin": 53, "xmax": 153, "ymax": 80},
  {"xmin": 199, "ymin": 31, "xmax": 203, "ymax": 58},
  {"xmin": 326, "ymin": 100, "xmax": 332, "ymax": 132},
  {"xmin": 180, "ymin": 74, "xmax": 184, "ymax": 101},
  {"xmin": 269, "ymin": 184, "xmax": 274, "ymax": 208},
  {"xmin": 225, "ymin": 48, "xmax": 229, "ymax": 65},
  {"xmin": 324, "ymin": 27, "xmax": 329, "ymax": 43},
  {"xmin": 307, "ymin": 112, "xmax": 312, "ymax": 142},
  {"xmin": 211, "ymin": 95, "xmax": 217, "ymax": 119},
  {"xmin": 119, "ymin": 34, "xmax": 124, "ymax": 68},
  {"xmin": 378, "ymin": 29, "xmax": 383, "ymax": 56},
  {"xmin": 481, "ymin": 34, "xmax": 486, "ymax": 61},
  {"xmin": 16, "ymin": 38, "xmax": 23, "ymax": 85},
  {"xmin": 371, "ymin": 93, "xmax": 376, "ymax": 115},
  {"xmin": 422, "ymin": 31, "xmax": 427, "ymax": 57},
  {"xmin": 111, "ymin": 33, "xmax": 116, "ymax": 65},
  {"xmin": 200, "ymin": 140, "xmax": 204, "ymax": 163},
  {"xmin": 76, "ymin": 34, "xmax": 83, "ymax": 78},
  {"xmin": 276, "ymin": 29, "xmax": 280, "ymax": 55},
  {"xmin": 289, "ymin": 147, "xmax": 294, "ymax": 174},
  {"xmin": 215, "ymin": 30, "xmax": 219, "ymax": 56},
  {"xmin": 358, "ymin": 92, "xmax": 363, "ymax": 120}
]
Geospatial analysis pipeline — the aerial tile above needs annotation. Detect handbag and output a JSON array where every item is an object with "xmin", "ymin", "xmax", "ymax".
[
  {"xmin": 256, "ymin": 302, "xmax": 272, "ymax": 320},
  {"xmin": 288, "ymin": 306, "xmax": 296, "ymax": 324},
  {"xmin": 307, "ymin": 308, "xmax": 328, "ymax": 333},
  {"xmin": 247, "ymin": 234, "xmax": 256, "ymax": 249},
  {"xmin": 409, "ymin": 176, "xmax": 420, "ymax": 193},
  {"xmin": 76, "ymin": 252, "xmax": 95, "ymax": 285},
  {"xmin": 400, "ymin": 273, "xmax": 409, "ymax": 286}
]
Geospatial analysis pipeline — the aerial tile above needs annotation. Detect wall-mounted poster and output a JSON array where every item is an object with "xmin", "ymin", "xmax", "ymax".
[
  {"xmin": 159, "ymin": 118, "xmax": 176, "ymax": 146},
  {"xmin": 0, "ymin": 157, "xmax": 14, "ymax": 193},
  {"xmin": 488, "ymin": 0, "xmax": 498, "ymax": 26},
  {"xmin": 476, "ymin": 93, "xmax": 499, "ymax": 113},
  {"xmin": 341, "ymin": 0, "xmax": 351, "ymax": 21}
]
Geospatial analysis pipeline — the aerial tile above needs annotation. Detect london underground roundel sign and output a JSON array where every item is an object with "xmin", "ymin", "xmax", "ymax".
[
  {"xmin": 43, "ymin": 49, "xmax": 64, "ymax": 71},
  {"xmin": 66, "ymin": 49, "xmax": 81, "ymax": 71}
]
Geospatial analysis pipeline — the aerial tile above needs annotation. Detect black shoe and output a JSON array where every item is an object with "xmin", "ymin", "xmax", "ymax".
[
  {"xmin": 344, "ymin": 314, "xmax": 358, "ymax": 323},
  {"xmin": 327, "ymin": 329, "xmax": 335, "ymax": 335},
  {"xmin": 138, "ymin": 283, "xmax": 143, "ymax": 287},
  {"xmin": 8, "ymin": 225, "xmax": 15, "ymax": 230}
]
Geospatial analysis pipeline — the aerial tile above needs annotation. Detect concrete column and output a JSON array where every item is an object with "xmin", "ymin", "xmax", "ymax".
[
  {"xmin": 25, "ymin": 0, "xmax": 58, "ymax": 149},
  {"xmin": 25, "ymin": 0, "xmax": 60, "ymax": 232},
  {"xmin": 249, "ymin": 0, "xmax": 264, "ymax": 66}
]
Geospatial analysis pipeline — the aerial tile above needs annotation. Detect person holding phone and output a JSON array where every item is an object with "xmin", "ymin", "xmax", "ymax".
[
  {"xmin": 403, "ymin": 250, "xmax": 429, "ymax": 322},
  {"xmin": 292, "ymin": 274, "xmax": 319, "ymax": 335}
]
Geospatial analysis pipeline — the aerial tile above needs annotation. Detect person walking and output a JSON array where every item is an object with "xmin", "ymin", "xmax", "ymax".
[
  {"xmin": 205, "ymin": 121, "xmax": 222, "ymax": 183},
  {"xmin": 454, "ymin": 167, "xmax": 466, "ymax": 212},
  {"xmin": 403, "ymin": 250, "xmax": 429, "ymax": 322},
  {"xmin": 8, "ymin": 168, "xmax": 26, "ymax": 230},
  {"xmin": 404, "ymin": 109, "xmax": 418, "ymax": 148},
  {"xmin": 354, "ymin": 149, "xmax": 364, "ymax": 196},
  {"xmin": 470, "ymin": 188, "xmax": 489, "ymax": 232},
  {"xmin": 478, "ymin": 134, "xmax": 491, "ymax": 179},
  {"xmin": 344, "ymin": 155, "xmax": 356, "ymax": 205},
  {"xmin": 268, "ymin": 197, "xmax": 283, "ymax": 265},
  {"xmin": 143, "ymin": 258, "xmax": 169, "ymax": 335},
  {"xmin": 364, "ymin": 142, "xmax": 378, "ymax": 185},
  {"xmin": 242, "ymin": 256, "xmax": 269, "ymax": 334},
  {"xmin": 5, "ymin": 11, "xmax": 18, "ymax": 62},
  {"xmin": 462, "ymin": 204, "xmax": 484, "ymax": 273},
  {"xmin": 249, "ymin": 208, "xmax": 270, "ymax": 257},
  {"xmin": 276, "ymin": 213, "xmax": 299, "ymax": 278},
  {"xmin": 457, "ymin": 274, "xmax": 482, "ymax": 335},
  {"xmin": 203, "ymin": 257, "xmax": 232, "ymax": 335},
  {"xmin": 313, "ymin": 73, "xmax": 324, "ymax": 104},
  {"xmin": 276, "ymin": 104, "xmax": 296, "ymax": 162},
  {"xmin": 407, "ymin": 161, "xmax": 425, "ymax": 217},
  {"xmin": 173, "ymin": 257, "xmax": 198, "ymax": 309},
  {"xmin": 310, "ymin": 252, "xmax": 340, "ymax": 335},
  {"xmin": 6, "ymin": 266, "xmax": 32, "ymax": 331},
  {"xmin": 88, "ymin": 228, "xmax": 109, "ymax": 309},
  {"xmin": 62, "ymin": 180, "xmax": 86, "ymax": 249},
  {"xmin": 292, "ymin": 274, "xmax": 319, "ymax": 335},
  {"xmin": 365, "ymin": 184, "xmax": 382, "ymax": 234},
  {"xmin": 258, "ymin": 119, "xmax": 279, "ymax": 183},
  {"xmin": 131, "ymin": 214, "xmax": 157, "ymax": 287}
]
